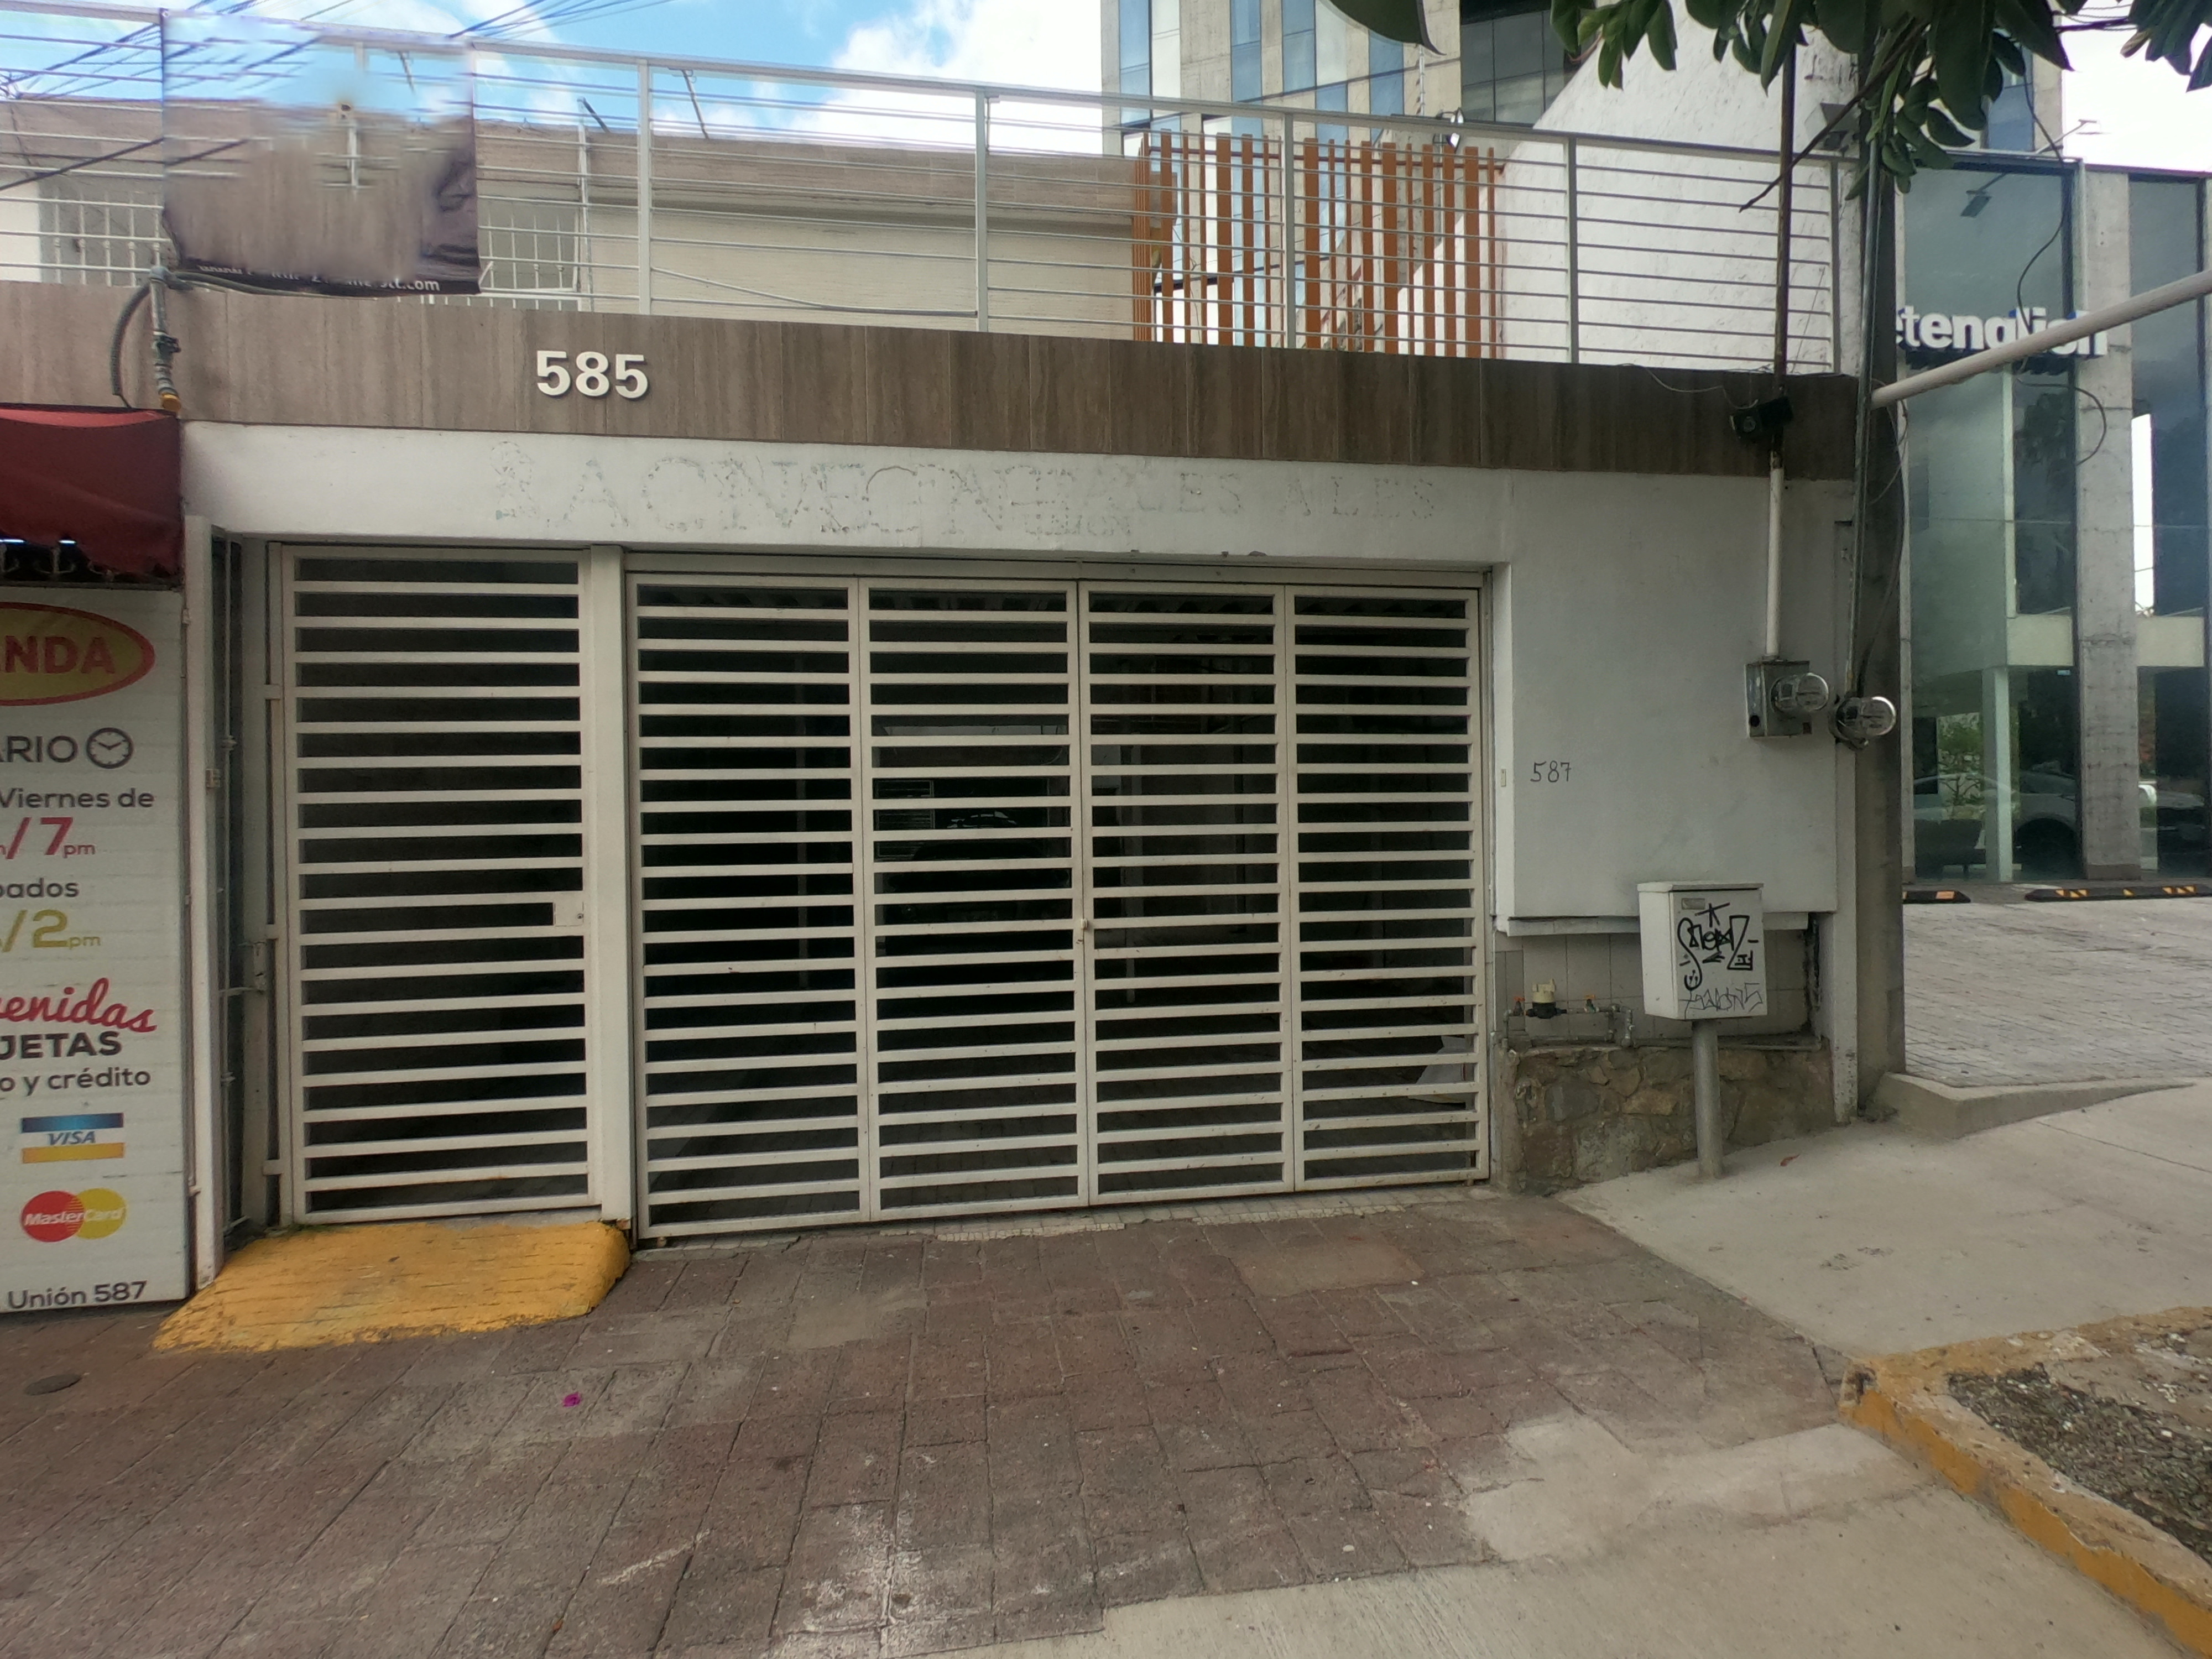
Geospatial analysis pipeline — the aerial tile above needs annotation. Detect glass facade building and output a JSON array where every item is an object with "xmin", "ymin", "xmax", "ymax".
[{"xmin": 1905, "ymin": 161, "xmax": 2212, "ymax": 880}]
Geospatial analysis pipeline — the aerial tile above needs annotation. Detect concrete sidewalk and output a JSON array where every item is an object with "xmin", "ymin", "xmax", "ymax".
[
  {"xmin": 0, "ymin": 1180, "xmax": 2185, "ymax": 1659},
  {"xmin": 968, "ymin": 1483, "xmax": 2166, "ymax": 1659},
  {"xmin": 1563, "ymin": 1083, "xmax": 2212, "ymax": 1357}
]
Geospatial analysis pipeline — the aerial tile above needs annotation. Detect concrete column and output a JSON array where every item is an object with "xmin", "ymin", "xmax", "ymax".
[
  {"xmin": 2075, "ymin": 165, "xmax": 2141, "ymax": 879},
  {"xmin": 1984, "ymin": 664, "xmax": 2015, "ymax": 880}
]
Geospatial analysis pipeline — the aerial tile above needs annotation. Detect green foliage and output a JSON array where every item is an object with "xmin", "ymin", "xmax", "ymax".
[{"xmin": 1548, "ymin": 0, "xmax": 2212, "ymax": 190}]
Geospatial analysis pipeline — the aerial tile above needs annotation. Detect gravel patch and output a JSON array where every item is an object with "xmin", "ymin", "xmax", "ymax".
[{"xmin": 1951, "ymin": 1363, "xmax": 2212, "ymax": 1565}]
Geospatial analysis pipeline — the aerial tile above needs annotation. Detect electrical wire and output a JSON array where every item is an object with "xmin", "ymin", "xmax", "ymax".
[
  {"xmin": 2075, "ymin": 380, "xmax": 2111, "ymax": 468},
  {"xmin": 108, "ymin": 281, "xmax": 153, "ymax": 409},
  {"xmin": 0, "ymin": 137, "xmax": 163, "ymax": 195}
]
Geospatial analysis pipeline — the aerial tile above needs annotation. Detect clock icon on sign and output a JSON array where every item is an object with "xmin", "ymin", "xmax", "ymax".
[{"xmin": 85, "ymin": 728, "xmax": 133, "ymax": 769}]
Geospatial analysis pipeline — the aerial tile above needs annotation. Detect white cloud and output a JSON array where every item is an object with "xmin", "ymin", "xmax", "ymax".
[
  {"xmin": 834, "ymin": 0, "xmax": 1102, "ymax": 93},
  {"xmin": 784, "ymin": 0, "xmax": 1105, "ymax": 154},
  {"xmin": 2061, "ymin": 27, "xmax": 2212, "ymax": 173}
]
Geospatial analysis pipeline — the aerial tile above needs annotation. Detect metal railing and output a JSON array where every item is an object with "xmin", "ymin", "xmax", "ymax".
[{"xmin": 0, "ymin": 0, "xmax": 1843, "ymax": 372}]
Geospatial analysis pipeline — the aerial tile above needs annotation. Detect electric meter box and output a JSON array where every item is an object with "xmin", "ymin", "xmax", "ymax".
[{"xmin": 1637, "ymin": 882, "xmax": 1767, "ymax": 1021}]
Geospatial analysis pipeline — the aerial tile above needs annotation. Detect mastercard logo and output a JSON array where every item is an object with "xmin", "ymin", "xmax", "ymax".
[{"xmin": 20, "ymin": 1187, "xmax": 126, "ymax": 1243}]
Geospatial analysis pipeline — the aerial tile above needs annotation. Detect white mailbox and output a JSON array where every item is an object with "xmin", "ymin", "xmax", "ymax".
[{"xmin": 1638, "ymin": 882, "xmax": 1767, "ymax": 1021}]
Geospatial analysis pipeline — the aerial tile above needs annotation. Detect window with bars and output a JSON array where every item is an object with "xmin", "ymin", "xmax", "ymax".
[
  {"xmin": 39, "ymin": 175, "xmax": 163, "ymax": 286},
  {"xmin": 479, "ymin": 197, "xmax": 582, "ymax": 307}
]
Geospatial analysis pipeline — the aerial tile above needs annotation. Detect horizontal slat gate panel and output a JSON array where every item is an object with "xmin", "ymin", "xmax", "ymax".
[
  {"xmin": 624, "ymin": 566, "xmax": 1485, "ymax": 1237},
  {"xmin": 1289, "ymin": 589, "xmax": 1484, "ymax": 1185},
  {"xmin": 633, "ymin": 581, "xmax": 864, "ymax": 1235},
  {"xmin": 285, "ymin": 551, "xmax": 594, "ymax": 1219},
  {"xmin": 867, "ymin": 582, "xmax": 1084, "ymax": 1218},
  {"xmin": 1085, "ymin": 586, "xmax": 1290, "ymax": 1200}
]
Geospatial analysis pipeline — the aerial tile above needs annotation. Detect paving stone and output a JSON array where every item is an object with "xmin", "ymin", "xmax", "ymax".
[
  {"xmin": 984, "ymin": 1396, "xmax": 1079, "ymax": 1496},
  {"xmin": 1261, "ymin": 1453, "xmax": 1370, "ymax": 1519},
  {"xmin": 565, "ymin": 1314, "xmax": 725, "ymax": 1370},
  {"xmin": 1306, "ymin": 1371, "xmax": 1428, "ymax": 1453},
  {"xmin": 1052, "ymin": 1313, "xmax": 1135, "ymax": 1383},
  {"xmin": 755, "ymin": 1349, "xmax": 842, "ymax": 1415},
  {"xmin": 985, "ymin": 1323, "xmax": 1064, "ymax": 1397},
  {"xmin": 1155, "ymin": 1417, "xmax": 1255, "ymax": 1473},
  {"xmin": 1284, "ymin": 1505, "xmax": 1412, "ymax": 1579},
  {"xmin": 697, "ymin": 1453, "xmax": 811, "ymax": 1572},
  {"xmin": 909, "ymin": 1335, "xmax": 988, "ymax": 1400},
  {"xmin": 732, "ymin": 1411, "xmax": 821, "ymax": 1462},
  {"xmin": 778, "ymin": 1503, "xmax": 893, "ymax": 1634},
  {"xmin": 990, "ymin": 1520, "xmax": 1098, "ymax": 1641},
  {"xmin": 656, "ymin": 1556, "xmax": 780, "ymax": 1654},
  {"xmin": 661, "ymin": 1258, "xmax": 747, "ymax": 1313},
  {"xmin": 805, "ymin": 1410, "xmax": 902, "ymax": 1508},
  {"xmin": 0, "ymin": 1183, "xmax": 1903, "ymax": 1659},
  {"xmin": 1074, "ymin": 1425, "xmax": 1182, "ymax": 1536},
  {"xmin": 1411, "ymin": 1392, "xmax": 1503, "ymax": 1441},
  {"xmin": 896, "ymin": 1440, "xmax": 990, "ymax": 1550},
  {"xmin": 886, "ymin": 1541, "xmax": 993, "ymax": 1620},
  {"xmin": 902, "ymin": 1396, "xmax": 985, "ymax": 1448},
  {"xmin": 1235, "ymin": 1406, "xmax": 1337, "ymax": 1460},
  {"xmin": 1091, "ymin": 1527, "xmax": 1204, "ymax": 1606},
  {"xmin": 1122, "ymin": 1308, "xmax": 1210, "ymax": 1382},
  {"xmin": 664, "ymin": 1357, "xmax": 759, "ymax": 1428},
  {"xmin": 404, "ymin": 1377, "xmax": 536, "ymax": 1463},
  {"xmin": 1367, "ymin": 1489, "xmax": 1484, "ymax": 1568},
  {"xmin": 414, "ymin": 1446, "xmax": 564, "ymax": 1549},
  {"xmin": 881, "ymin": 1611, "xmax": 995, "ymax": 1658},
  {"xmin": 831, "ymin": 1338, "xmax": 915, "ymax": 1414}
]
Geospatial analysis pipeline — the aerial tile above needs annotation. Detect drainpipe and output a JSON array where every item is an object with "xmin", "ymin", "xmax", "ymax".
[{"xmin": 1764, "ymin": 51, "xmax": 1796, "ymax": 666}]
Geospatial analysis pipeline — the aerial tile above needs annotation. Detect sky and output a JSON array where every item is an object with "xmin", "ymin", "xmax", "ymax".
[{"xmin": 38, "ymin": 0, "xmax": 2212, "ymax": 170}]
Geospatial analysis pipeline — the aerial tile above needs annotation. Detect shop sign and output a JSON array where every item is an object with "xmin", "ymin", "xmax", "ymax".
[
  {"xmin": 0, "ymin": 591, "xmax": 185, "ymax": 1313},
  {"xmin": 1896, "ymin": 305, "xmax": 2108, "ymax": 361}
]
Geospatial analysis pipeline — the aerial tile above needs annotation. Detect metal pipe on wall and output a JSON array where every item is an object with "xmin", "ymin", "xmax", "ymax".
[
  {"xmin": 1762, "ymin": 54, "xmax": 1794, "ymax": 665},
  {"xmin": 1765, "ymin": 456, "xmax": 1785, "ymax": 659}
]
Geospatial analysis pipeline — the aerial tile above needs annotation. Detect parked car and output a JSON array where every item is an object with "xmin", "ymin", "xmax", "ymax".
[{"xmin": 1915, "ymin": 768, "xmax": 2205, "ymax": 877}]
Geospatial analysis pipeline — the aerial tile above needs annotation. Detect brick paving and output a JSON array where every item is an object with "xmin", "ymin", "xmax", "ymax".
[
  {"xmin": 1906, "ymin": 890, "xmax": 2212, "ymax": 1086},
  {"xmin": 0, "ymin": 1190, "xmax": 1838, "ymax": 1659}
]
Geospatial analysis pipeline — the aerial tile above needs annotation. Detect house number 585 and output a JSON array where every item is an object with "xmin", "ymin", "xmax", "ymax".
[{"xmin": 535, "ymin": 350, "xmax": 648, "ymax": 399}]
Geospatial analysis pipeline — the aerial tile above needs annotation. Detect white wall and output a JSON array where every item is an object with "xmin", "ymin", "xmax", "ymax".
[
  {"xmin": 184, "ymin": 421, "xmax": 1846, "ymax": 921},
  {"xmin": 1490, "ymin": 32, "xmax": 1856, "ymax": 372},
  {"xmin": 0, "ymin": 192, "xmax": 41, "ymax": 284}
]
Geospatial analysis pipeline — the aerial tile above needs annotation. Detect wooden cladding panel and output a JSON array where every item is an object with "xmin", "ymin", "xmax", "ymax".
[{"xmin": 0, "ymin": 284, "xmax": 1855, "ymax": 479}]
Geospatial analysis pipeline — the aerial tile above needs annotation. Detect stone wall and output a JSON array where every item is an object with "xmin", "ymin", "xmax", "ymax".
[{"xmin": 1500, "ymin": 1040, "xmax": 1834, "ymax": 1191}]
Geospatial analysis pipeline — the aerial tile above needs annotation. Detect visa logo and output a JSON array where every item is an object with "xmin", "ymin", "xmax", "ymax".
[{"xmin": 19, "ymin": 1111, "xmax": 123, "ymax": 1164}]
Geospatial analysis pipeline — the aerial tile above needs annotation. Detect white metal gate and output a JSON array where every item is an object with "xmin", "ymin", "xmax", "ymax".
[
  {"xmin": 278, "ymin": 549, "xmax": 603, "ymax": 1220},
  {"xmin": 630, "ymin": 570, "xmax": 1485, "ymax": 1237}
]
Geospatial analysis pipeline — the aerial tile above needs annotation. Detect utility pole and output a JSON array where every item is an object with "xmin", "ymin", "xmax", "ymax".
[{"xmin": 1853, "ymin": 179, "xmax": 1906, "ymax": 1106}]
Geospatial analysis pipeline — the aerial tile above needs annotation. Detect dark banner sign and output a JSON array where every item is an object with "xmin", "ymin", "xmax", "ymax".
[{"xmin": 159, "ymin": 19, "xmax": 478, "ymax": 297}]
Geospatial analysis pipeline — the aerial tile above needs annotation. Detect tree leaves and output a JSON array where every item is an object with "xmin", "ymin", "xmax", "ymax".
[
  {"xmin": 1928, "ymin": 0, "xmax": 1996, "ymax": 128},
  {"xmin": 1548, "ymin": 0, "xmax": 2212, "ymax": 189}
]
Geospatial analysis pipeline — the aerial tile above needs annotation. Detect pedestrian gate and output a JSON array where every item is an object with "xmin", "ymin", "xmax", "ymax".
[{"xmin": 280, "ymin": 551, "xmax": 1485, "ymax": 1234}]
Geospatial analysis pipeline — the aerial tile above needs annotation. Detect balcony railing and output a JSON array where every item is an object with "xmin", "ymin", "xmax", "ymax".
[{"xmin": 0, "ymin": 0, "xmax": 1844, "ymax": 372}]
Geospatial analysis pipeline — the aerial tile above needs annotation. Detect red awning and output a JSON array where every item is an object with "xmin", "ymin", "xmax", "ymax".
[{"xmin": 0, "ymin": 405, "xmax": 182, "ymax": 579}]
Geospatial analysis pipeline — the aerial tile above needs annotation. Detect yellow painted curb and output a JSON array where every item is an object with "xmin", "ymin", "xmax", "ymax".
[
  {"xmin": 154, "ymin": 1218, "xmax": 630, "ymax": 1353},
  {"xmin": 1838, "ymin": 1308, "xmax": 2212, "ymax": 1658}
]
